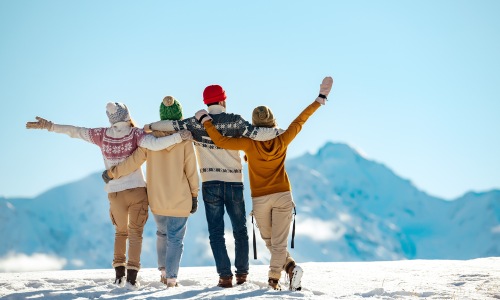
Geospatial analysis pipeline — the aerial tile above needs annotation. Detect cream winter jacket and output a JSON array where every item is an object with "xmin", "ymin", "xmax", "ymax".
[{"xmin": 109, "ymin": 138, "xmax": 199, "ymax": 217}]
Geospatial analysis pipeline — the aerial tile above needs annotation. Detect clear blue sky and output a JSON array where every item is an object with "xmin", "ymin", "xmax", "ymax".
[{"xmin": 1, "ymin": 0, "xmax": 499, "ymax": 200}]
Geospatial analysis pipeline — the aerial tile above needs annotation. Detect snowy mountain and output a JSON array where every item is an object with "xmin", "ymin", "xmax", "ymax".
[
  {"xmin": 286, "ymin": 143, "xmax": 500, "ymax": 261},
  {"xmin": 1, "ymin": 142, "xmax": 499, "ymax": 271}
]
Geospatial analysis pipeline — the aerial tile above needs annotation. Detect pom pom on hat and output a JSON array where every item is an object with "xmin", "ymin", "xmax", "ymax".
[
  {"xmin": 203, "ymin": 85, "xmax": 227, "ymax": 105},
  {"xmin": 252, "ymin": 105, "xmax": 276, "ymax": 128},
  {"xmin": 160, "ymin": 96, "xmax": 183, "ymax": 120},
  {"xmin": 106, "ymin": 102, "xmax": 131, "ymax": 125}
]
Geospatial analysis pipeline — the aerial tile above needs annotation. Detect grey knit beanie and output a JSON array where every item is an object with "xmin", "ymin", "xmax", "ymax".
[{"xmin": 106, "ymin": 102, "xmax": 131, "ymax": 125}]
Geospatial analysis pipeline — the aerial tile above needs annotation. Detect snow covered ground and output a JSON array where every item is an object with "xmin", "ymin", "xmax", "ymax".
[{"xmin": 1, "ymin": 258, "xmax": 499, "ymax": 299}]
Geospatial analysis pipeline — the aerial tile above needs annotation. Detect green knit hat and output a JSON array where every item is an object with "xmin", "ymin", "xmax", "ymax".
[{"xmin": 159, "ymin": 96, "xmax": 183, "ymax": 120}]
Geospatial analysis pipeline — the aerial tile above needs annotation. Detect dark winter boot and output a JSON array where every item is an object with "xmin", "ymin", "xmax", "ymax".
[
  {"xmin": 217, "ymin": 276, "xmax": 233, "ymax": 288},
  {"xmin": 126, "ymin": 269, "xmax": 139, "ymax": 289},
  {"xmin": 236, "ymin": 273, "xmax": 248, "ymax": 285},
  {"xmin": 114, "ymin": 266, "xmax": 126, "ymax": 287}
]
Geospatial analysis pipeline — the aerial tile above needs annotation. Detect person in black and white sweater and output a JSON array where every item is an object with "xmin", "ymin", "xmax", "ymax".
[{"xmin": 145, "ymin": 85, "xmax": 283, "ymax": 288}]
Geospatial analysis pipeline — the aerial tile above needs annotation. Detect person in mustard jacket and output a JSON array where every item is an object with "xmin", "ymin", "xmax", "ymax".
[{"xmin": 195, "ymin": 76, "xmax": 334, "ymax": 291}]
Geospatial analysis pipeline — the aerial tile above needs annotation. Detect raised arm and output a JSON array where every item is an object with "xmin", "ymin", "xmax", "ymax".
[{"xmin": 280, "ymin": 76, "xmax": 333, "ymax": 146}]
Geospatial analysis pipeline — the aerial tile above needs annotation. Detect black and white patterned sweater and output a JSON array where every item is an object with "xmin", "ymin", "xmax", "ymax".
[{"xmin": 150, "ymin": 105, "xmax": 283, "ymax": 183}]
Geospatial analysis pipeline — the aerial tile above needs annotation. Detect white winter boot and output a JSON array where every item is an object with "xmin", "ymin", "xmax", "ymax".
[{"xmin": 285, "ymin": 262, "xmax": 303, "ymax": 291}]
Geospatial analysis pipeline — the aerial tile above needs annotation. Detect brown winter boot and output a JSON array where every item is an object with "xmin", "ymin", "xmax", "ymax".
[
  {"xmin": 217, "ymin": 276, "xmax": 233, "ymax": 288},
  {"xmin": 236, "ymin": 273, "xmax": 248, "ymax": 285},
  {"xmin": 114, "ymin": 266, "xmax": 126, "ymax": 286},
  {"xmin": 268, "ymin": 278, "xmax": 281, "ymax": 290}
]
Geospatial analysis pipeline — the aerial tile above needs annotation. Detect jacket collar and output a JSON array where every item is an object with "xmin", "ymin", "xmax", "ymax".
[{"xmin": 207, "ymin": 105, "xmax": 226, "ymax": 114}]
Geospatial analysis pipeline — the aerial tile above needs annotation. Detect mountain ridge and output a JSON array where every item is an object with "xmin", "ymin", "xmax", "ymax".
[{"xmin": 1, "ymin": 141, "xmax": 499, "ymax": 270}]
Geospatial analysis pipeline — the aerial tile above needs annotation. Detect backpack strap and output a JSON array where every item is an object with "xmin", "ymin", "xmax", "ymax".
[
  {"xmin": 252, "ymin": 214, "xmax": 257, "ymax": 259},
  {"xmin": 291, "ymin": 207, "xmax": 296, "ymax": 249}
]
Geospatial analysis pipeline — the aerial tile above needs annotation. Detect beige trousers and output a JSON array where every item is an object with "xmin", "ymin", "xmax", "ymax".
[
  {"xmin": 108, "ymin": 187, "xmax": 149, "ymax": 270},
  {"xmin": 252, "ymin": 191, "xmax": 296, "ymax": 280}
]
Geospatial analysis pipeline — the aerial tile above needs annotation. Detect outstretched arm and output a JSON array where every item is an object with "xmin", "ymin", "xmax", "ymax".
[
  {"xmin": 280, "ymin": 76, "xmax": 334, "ymax": 146},
  {"xmin": 26, "ymin": 116, "xmax": 101, "ymax": 145}
]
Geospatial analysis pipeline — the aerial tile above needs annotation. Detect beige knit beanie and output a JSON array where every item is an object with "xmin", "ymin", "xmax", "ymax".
[{"xmin": 252, "ymin": 105, "xmax": 276, "ymax": 128}]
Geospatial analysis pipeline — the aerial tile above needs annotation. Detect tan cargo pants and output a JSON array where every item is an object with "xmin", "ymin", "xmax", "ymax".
[
  {"xmin": 252, "ymin": 191, "xmax": 296, "ymax": 280},
  {"xmin": 108, "ymin": 187, "xmax": 149, "ymax": 270}
]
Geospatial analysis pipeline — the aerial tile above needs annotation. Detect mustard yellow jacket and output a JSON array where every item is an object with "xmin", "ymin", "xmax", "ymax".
[{"xmin": 204, "ymin": 101, "xmax": 320, "ymax": 197}]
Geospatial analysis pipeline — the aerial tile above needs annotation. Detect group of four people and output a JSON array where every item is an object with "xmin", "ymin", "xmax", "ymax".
[{"xmin": 26, "ymin": 76, "xmax": 333, "ymax": 291}]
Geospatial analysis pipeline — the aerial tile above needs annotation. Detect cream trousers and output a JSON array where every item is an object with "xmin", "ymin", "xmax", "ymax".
[
  {"xmin": 252, "ymin": 191, "xmax": 296, "ymax": 279},
  {"xmin": 108, "ymin": 187, "xmax": 149, "ymax": 270}
]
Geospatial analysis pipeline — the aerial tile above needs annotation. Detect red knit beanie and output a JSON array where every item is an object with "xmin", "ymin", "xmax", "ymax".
[{"xmin": 203, "ymin": 85, "xmax": 227, "ymax": 105}]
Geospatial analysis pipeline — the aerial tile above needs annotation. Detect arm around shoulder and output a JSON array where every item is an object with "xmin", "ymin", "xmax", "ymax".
[
  {"xmin": 203, "ymin": 120, "xmax": 247, "ymax": 150},
  {"xmin": 148, "ymin": 118, "xmax": 190, "ymax": 132},
  {"xmin": 109, "ymin": 147, "xmax": 148, "ymax": 179},
  {"xmin": 139, "ymin": 131, "xmax": 184, "ymax": 151}
]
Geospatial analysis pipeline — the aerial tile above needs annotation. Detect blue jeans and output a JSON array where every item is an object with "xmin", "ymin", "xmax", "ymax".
[
  {"xmin": 153, "ymin": 214, "xmax": 188, "ymax": 279},
  {"xmin": 202, "ymin": 181, "xmax": 249, "ymax": 277}
]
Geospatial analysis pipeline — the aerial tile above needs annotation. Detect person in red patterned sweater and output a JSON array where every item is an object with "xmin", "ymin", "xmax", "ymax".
[{"xmin": 26, "ymin": 102, "xmax": 192, "ymax": 289}]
